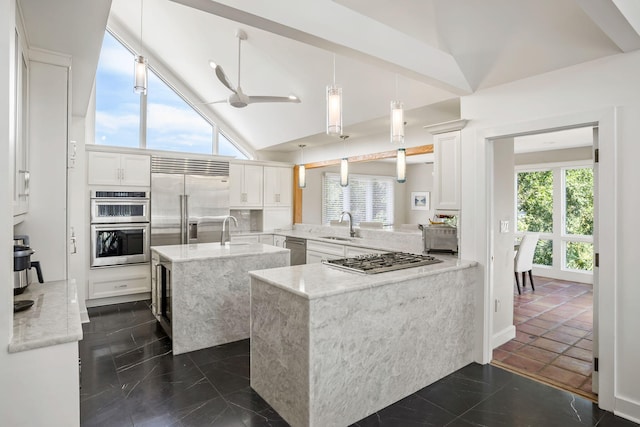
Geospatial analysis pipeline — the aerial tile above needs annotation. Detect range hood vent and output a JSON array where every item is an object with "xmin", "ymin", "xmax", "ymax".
[{"xmin": 151, "ymin": 156, "xmax": 229, "ymax": 176}]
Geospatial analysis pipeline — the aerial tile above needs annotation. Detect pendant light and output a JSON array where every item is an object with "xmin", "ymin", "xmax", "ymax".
[
  {"xmin": 396, "ymin": 148, "xmax": 406, "ymax": 183},
  {"xmin": 340, "ymin": 135, "xmax": 349, "ymax": 187},
  {"xmin": 390, "ymin": 75, "xmax": 404, "ymax": 143},
  {"xmin": 298, "ymin": 144, "xmax": 306, "ymax": 189},
  {"xmin": 134, "ymin": 0, "xmax": 148, "ymax": 94},
  {"xmin": 326, "ymin": 54, "xmax": 342, "ymax": 136}
]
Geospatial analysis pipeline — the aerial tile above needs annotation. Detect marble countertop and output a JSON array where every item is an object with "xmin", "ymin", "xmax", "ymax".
[
  {"xmin": 10, "ymin": 279, "xmax": 83, "ymax": 353},
  {"xmin": 235, "ymin": 226, "xmax": 425, "ymax": 254},
  {"xmin": 151, "ymin": 242, "xmax": 289, "ymax": 262},
  {"xmin": 249, "ymin": 255, "xmax": 475, "ymax": 300}
]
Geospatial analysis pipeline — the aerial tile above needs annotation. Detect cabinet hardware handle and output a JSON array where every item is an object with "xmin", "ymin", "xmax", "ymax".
[{"xmin": 115, "ymin": 284, "xmax": 127, "ymax": 288}]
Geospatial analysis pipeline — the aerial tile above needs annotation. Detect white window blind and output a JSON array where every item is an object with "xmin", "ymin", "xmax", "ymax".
[{"xmin": 322, "ymin": 172, "xmax": 394, "ymax": 226}]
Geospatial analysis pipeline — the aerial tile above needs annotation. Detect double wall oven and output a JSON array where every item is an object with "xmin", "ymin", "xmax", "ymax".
[{"xmin": 90, "ymin": 190, "xmax": 150, "ymax": 268}]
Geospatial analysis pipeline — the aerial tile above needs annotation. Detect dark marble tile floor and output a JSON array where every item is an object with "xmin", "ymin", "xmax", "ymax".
[{"xmin": 80, "ymin": 300, "xmax": 637, "ymax": 427}]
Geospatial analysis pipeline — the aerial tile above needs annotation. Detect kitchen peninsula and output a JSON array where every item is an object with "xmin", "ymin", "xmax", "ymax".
[
  {"xmin": 250, "ymin": 257, "xmax": 478, "ymax": 427},
  {"xmin": 151, "ymin": 242, "xmax": 289, "ymax": 355}
]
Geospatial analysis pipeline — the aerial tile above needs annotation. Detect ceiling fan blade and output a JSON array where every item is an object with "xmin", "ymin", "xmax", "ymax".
[
  {"xmin": 209, "ymin": 62, "xmax": 237, "ymax": 94},
  {"xmin": 196, "ymin": 99, "xmax": 228, "ymax": 105},
  {"xmin": 247, "ymin": 95, "xmax": 302, "ymax": 104}
]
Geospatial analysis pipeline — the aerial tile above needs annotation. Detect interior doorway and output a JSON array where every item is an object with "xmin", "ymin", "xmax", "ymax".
[{"xmin": 488, "ymin": 125, "xmax": 597, "ymax": 401}]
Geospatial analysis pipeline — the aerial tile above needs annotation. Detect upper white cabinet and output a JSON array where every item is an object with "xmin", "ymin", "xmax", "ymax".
[
  {"xmin": 230, "ymin": 163, "xmax": 263, "ymax": 208},
  {"xmin": 13, "ymin": 20, "xmax": 29, "ymax": 218},
  {"xmin": 88, "ymin": 152, "xmax": 150, "ymax": 187},
  {"xmin": 433, "ymin": 130, "xmax": 461, "ymax": 210},
  {"xmin": 263, "ymin": 166, "xmax": 292, "ymax": 207}
]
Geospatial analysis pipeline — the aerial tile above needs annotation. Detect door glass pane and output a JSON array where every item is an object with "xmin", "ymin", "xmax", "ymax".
[
  {"xmin": 95, "ymin": 32, "xmax": 140, "ymax": 147},
  {"xmin": 517, "ymin": 170, "xmax": 553, "ymax": 232},
  {"xmin": 566, "ymin": 241, "xmax": 593, "ymax": 271},
  {"xmin": 565, "ymin": 167, "xmax": 593, "ymax": 236},
  {"xmin": 146, "ymin": 70, "xmax": 213, "ymax": 154},
  {"xmin": 534, "ymin": 239, "xmax": 553, "ymax": 266}
]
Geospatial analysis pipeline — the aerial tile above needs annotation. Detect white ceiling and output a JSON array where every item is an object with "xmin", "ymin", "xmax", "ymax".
[{"xmin": 16, "ymin": 0, "xmax": 640, "ymax": 155}]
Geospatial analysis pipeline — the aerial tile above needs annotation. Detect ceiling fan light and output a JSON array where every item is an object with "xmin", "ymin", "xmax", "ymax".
[
  {"xmin": 327, "ymin": 85, "xmax": 342, "ymax": 136},
  {"xmin": 391, "ymin": 100, "xmax": 404, "ymax": 143},
  {"xmin": 340, "ymin": 157, "xmax": 349, "ymax": 187},
  {"xmin": 134, "ymin": 55, "xmax": 148, "ymax": 94},
  {"xmin": 396, "ymin": 148, "xmax": 406, "ymax": 183}
]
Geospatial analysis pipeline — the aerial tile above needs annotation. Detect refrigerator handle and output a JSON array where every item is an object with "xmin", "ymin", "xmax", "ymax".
[
  {"xmin": 184, "ymin": 195, "xmax": 190, "ymax": 243},
  {"xmin": 179, "ymin": 195, "xmax": 185, "ymax": 244}
]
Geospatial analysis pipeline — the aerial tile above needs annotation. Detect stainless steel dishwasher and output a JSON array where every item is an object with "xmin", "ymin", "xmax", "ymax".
[{"xmin": 285, "ymin": 237, "xmax": 306, "ymax": 265}]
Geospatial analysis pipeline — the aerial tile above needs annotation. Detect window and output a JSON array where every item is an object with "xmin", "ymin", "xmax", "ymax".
[
  {"xmin": 95, "ymin": 32, "xmax": 140, "ymax": 148},
  {"xmin": 146, "ymin": 70, "xmax": 213, "ymax": 154},
  {"xmin": 94, "ymin": 30, "xmax": 248, "ymax": 159},
  {"xmin": 515, "ymin": 164, "xmax": 593, "ymax": 273},
  {"xmin": 218, "ymin": 131, "xmax": 248, "ymax": 159},
  {"xmin": 322, "ymin": 173, "xmax": 394, "ymax": 226}
]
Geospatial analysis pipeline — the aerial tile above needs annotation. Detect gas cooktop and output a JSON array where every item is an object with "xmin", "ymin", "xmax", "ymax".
[{"xmin": 322, "ymin": 252, "xmax": 443, "ymax": 274}]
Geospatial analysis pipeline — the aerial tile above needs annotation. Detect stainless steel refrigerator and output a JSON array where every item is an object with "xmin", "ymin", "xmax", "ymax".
[{"xmin": 150, "ymin": 157, "xmax": 230, "ymax": 246}]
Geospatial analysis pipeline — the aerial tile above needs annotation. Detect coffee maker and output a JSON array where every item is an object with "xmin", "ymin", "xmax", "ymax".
[{"xmin": 14, "ymin": 235, "xmax": 44, "ymax": 295}]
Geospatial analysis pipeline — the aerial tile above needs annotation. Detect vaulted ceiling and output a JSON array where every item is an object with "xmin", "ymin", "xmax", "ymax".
[{"xmin": 17, "ymin": 0, "xmax": 640, "ymax": 155}]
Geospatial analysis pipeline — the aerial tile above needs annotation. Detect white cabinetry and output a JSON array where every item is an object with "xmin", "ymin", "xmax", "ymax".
[
  {"xmin": 232, "ymin": 235, "xmax": 260, "ymax": 244},
  {"xmin": 306, "ymin": 240, "xmax": 347, "ymax": 264},
  {"xmin": 433, "ymin": 131, "xmax": 461, "ymax": 210},
  {"xmin": 230, "ymin": 163, "xmax": 263, "ymax": 208},
  {"xmin": 263, "ymin": 166, "xmax": 292, "ymax": 207},
  {"xmin": 13, "ymin": 57, "xmax": 69, "ymax": 281},
  {"xmin": 88, "ymin": 264, "xmax": 151, "ymax": 300},
  {"xmin": 13, "ymin": 22, "xmax": 29, "ymax": 219},
  {"xmin": 87, "ymin": 151, "xmax": 150, "ymax": 186}
]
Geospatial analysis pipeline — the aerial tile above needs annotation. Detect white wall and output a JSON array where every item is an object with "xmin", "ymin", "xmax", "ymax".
[
  {"xmin": 460, "ymin": 50, "xmax": 640, "ymax": 421},
  {"xmin": 405, "ymin": 162, "xmax": 434, "ymax": 225}
]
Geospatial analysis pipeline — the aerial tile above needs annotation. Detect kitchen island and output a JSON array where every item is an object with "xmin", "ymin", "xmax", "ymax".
[
  {"xmin": 151, "ymin": 242, "xmax": 289, "ymax": 355},
  {"xmin": 249, "ymin": 257, "xmax": 478, "ymax": 427}
]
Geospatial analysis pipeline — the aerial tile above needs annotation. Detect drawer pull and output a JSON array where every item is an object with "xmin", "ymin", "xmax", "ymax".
[{"xmin": 115, "ymin": 284, "xmax": 128, "ymax": 289}]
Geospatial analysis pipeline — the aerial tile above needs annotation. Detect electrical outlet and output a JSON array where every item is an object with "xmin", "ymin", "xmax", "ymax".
[
  {"xmin": 494, "ymin": 299, "xmax": 501, "ymax": 312},
  {"xmin": 500, "ymin": 220, "xmax": 509, "ymax": 233}
]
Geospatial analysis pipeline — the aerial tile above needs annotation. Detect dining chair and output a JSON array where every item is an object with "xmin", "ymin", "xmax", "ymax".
[{"xmin": 514, "ymin": 232, "xmax": 540, "ymax": 295}]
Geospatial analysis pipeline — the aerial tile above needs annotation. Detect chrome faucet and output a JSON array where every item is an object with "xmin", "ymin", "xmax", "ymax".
[
  {"xmin": 339, "ymin": 211, "xmax": 356, "ymax": 238},
  {"xmin": 221, "ymin": 215, "xmax": 238, "ymax": 245}
]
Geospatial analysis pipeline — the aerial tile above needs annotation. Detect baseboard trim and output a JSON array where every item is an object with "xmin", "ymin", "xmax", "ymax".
[
  {"xmin": 615, "ymin": 395, "xmax": 640, "ymax": 424},
  {"xmin": 492, "ymin": 325, "xmax": 516, "ymax": 349}
]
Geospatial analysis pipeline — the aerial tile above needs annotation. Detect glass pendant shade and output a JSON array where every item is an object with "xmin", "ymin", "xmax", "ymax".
[
  {"xmin": 340, "ymin": 158, "xmax": 349, "ymax": 187},
  {"xmin": 298, "ymin": 164, "xmax": 306, "ymax": 189},
  {"xmin": 134, "ymin": 55, "xmax": 148, "ymax": 94},
  {"xmin": 327, "ymin": 85, "xmax": 342, "ymax": 136},
  {"xmin": 390, "ymin": 100, "xmax": 404, "ymax": 143},
  {"xmin": 396, "ymin": 148, "xmax": 406, "ymax": 183}
]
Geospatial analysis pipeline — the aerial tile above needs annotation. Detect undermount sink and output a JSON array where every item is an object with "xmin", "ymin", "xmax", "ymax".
[{"xmin": 319, "ymin": 236, "xmax": 353, "ymax": 242}]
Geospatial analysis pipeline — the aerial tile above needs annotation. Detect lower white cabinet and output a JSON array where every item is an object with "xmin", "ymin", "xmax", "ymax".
[
  {"xmin": 306, "ymin": 240, "xmax": 346, "ymax": 264},
  {"xmin": 232, "ymin": 235, "xmax": 260, "ymax": 244},
  {"xmin": 259, "ymin": 234, "xmax": 274, "ymax": 245},
  {"xmin": 88, "ymin": 264, "xmax": 151, "ymax": 300},
  {"xmin": 306, "ymin": 240, "xmax": 382, "ymax": 263}
]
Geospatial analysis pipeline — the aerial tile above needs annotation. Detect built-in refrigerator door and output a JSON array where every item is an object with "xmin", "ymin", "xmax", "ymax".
[
  {"xmin": 185, "ymin": 175, "xmax": 230, "ymax": 243},
  {"xmin": 151, "ymin": 173, "xmax": 185, "ymax": 246}
]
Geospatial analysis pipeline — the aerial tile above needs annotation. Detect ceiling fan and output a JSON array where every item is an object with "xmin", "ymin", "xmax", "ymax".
[{"xmin": 204, "ymin": 29, "xmax": 301, "ymax": 108}]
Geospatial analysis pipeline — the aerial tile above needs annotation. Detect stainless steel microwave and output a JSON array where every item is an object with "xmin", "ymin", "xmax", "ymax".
[{"xmin": 90, "ymin": 190, "xmax": 150, "ymax": 223}]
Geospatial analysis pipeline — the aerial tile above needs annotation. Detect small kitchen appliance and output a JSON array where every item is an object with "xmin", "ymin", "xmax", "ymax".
[
  {"xmin": 419, "ymin": 210, "xmax": 459, "ymax": 254},
  {"xmin": 13, "ymin": 235, "xmax": 44, "ymax": 295}
]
